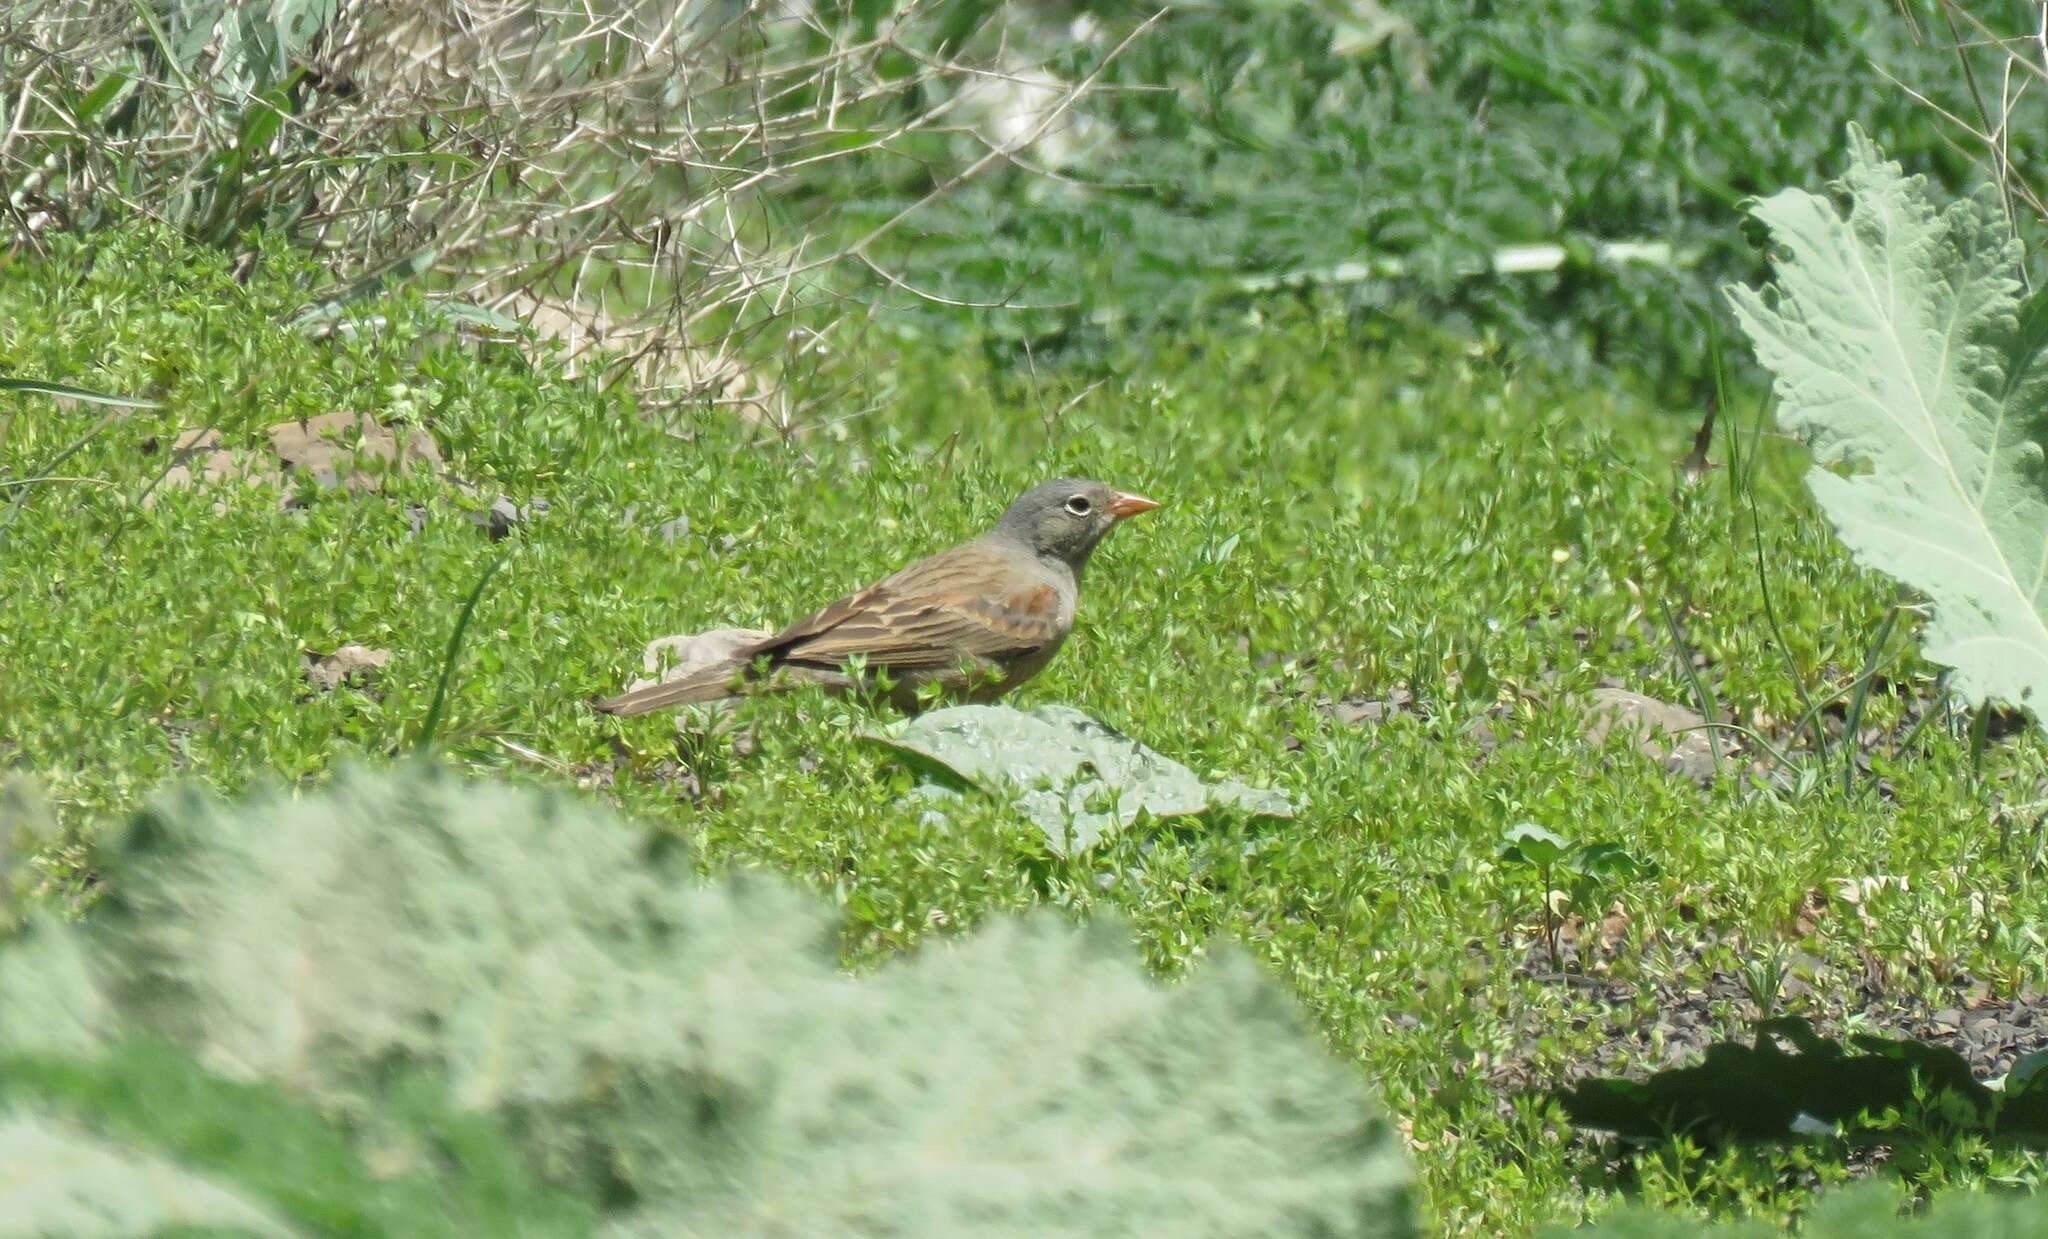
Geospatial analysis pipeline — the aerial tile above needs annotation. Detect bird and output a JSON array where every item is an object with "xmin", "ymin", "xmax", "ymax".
[{"xmin": 593, "ymin": 478, "xmax": 1160, "ymax": 716}]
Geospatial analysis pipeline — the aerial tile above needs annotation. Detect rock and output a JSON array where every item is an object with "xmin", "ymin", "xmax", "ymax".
[
  {"xmin": 627, "ymin": 627, "xmax": 774, "ymax": 695},
  {"xmin": 265, "ymin": 411, "xmax": 443, "ymax": 493},
  {"xmin": 466, "ymin": 495, "xmax": 523, "ymax": 540},
  {"xmin": 301, "ymin": 644, "xmax": 391, "ymax": 693},
  {"xmin": 147, "ymin": 428, "xmax": 282, "ymax": 509},
  {"xmin": 1583, "ymin": 686, "xmax": 1732, "ymax": 785}
]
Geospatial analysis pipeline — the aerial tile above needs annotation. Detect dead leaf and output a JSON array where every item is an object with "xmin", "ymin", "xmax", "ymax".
[
  {"xmin": 1325, "ymin": 688, "xmax": 1414, "ymax": 726},
  {"xmin": 1791, "ymin": 887, "xmax": 1828, "ymax": 938},
  {"xmin": 1677, "ymin": 397, "xmax": 1719, "ymax": 485},
  {"xmin": 1832, "ymin": 873, "xmax": 1910, "ymax": 904},
  {"xmin": 499, "ymin": 291, "xmax": 753, "ymax": 407},
  {"xmin": 1598, "ymin": 903, "xmax": 1632, "ymax": 955}
]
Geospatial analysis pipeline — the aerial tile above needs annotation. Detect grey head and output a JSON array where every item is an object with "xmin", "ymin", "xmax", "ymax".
[{"xmin": 991, "ymin": 477, "xmax": 1160, "ymax": 573}]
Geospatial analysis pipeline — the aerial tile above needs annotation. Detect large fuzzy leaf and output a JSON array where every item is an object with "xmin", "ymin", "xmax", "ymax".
[
  {"xmin": 642, "ymin": 915, "xmax": 1407, "ymax": 1238},
  {"xmin": 0, "ymin": 918, "xmax": 113, "ymax": 1059},
  {"xmin": 0, "ymin": 1112, "xmax": 299, "ymax": 1237},
  {"xmin": 31, "ymin": 766, "xmax": 1407, "ymax": 1237},
  {"xmin": 89, "ymin": 769, "xmax": 839, "ymax": 1200},
  {"xmin": 1727, "ymin": 126, "xmax": 2048, "ymax": 721}
]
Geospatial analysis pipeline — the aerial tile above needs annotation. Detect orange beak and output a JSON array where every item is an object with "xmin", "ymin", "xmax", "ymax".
[{"xmin": 1109, "ymin": 490, "xmax": 1161, "ymax": 519}]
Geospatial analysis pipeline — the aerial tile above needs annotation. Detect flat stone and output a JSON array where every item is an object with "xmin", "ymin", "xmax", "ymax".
[
  {"xmin": 266, "ymin": 411, "xmax": 443, "ymax": 493},
  {"xmin": 1583, "ymin": 686, "xmax": 1732, "ymax": 785},
  {"xmin": 301, "ymin": 644, "xmax": 391, "ymax": 693}
]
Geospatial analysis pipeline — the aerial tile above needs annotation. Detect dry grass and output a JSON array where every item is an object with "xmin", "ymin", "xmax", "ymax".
[{"xmin": 1, "ymin": 1, "xmax": 1148, "ymax": 425}]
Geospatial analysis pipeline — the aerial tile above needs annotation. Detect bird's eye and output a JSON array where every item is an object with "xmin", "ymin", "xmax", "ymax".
[{"xmin": 1065, "ymin": 495, "xmax": 1092, "ymax": 516}]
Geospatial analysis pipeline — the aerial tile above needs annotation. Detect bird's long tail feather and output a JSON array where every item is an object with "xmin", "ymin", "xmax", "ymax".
[{"xmin": 591, "ymin": 660, "xmax": 750, "ymax": 716}]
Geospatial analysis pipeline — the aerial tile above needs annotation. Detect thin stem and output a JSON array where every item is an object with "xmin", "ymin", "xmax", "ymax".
[{"xmin": 1841, "ymin": 603, "xmax": 1903, "ymax": 796}]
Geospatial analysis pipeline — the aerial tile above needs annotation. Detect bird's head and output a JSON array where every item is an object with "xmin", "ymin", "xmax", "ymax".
[{"xmin": 996, "ymin": 477, "xmax": 1160, "ymax": 571}]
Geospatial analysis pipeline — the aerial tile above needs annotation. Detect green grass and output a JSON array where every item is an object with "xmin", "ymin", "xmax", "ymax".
[{"xmin": 5, "ymin": 228, "xmax": 2047, "ymax": 1234}]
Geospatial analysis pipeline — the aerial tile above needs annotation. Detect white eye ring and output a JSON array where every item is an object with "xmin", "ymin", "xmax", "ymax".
[{"xmin": 1065, "ymin": 495, "xmax": 1092, "ymax": 516}]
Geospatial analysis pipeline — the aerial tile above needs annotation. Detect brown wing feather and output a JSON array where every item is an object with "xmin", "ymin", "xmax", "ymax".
[
  {"xmin": 596, "ymin": 542, "xmax": 1067, "ymax": 716},
  {"xmin": 757, "ymin": 543, "xmax": 1065, "ymax": 673}
]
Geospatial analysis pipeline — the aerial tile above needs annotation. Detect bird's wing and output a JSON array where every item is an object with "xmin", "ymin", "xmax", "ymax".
[{"xmin": 757, "ymin": 543, "xmax": 1067, "ymax": 672}]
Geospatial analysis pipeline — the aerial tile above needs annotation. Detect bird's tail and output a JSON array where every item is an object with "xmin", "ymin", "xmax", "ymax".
[{"xmin": 591, "ymin": 660, "xmax": 749, "ymax": 716}]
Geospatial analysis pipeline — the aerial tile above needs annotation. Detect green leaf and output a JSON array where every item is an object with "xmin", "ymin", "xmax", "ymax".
[
  {"xmin": 0, "ymin": 1041, "xmax": 596, "ymax": 1238},
  {"xmin": 429, "ymin": 299, "xmax": 527, "ymax": 338},
  {"xmin": 1727, "ymin": 126, "xmax": 2048, "ymax": 724},
  {"xmin": 1568, "ymin": 842, "xmax": 1655, "ymax": 884},
  {"xmin": 0, "ymin": 1111, "xmax": 301, "ymax": 1237},
  {"xmin": 867, "ymin": 704, "xmax": 1292, "ymax": 853},
  {"xmin": 1497, "ymin": 823, "xmax": 1570, "ymax": 867},
  {"xmin": 70, "ymin": 68, "xmax": 135, "ymax": 127},
  {"xmin": 2007, "ymin": 1048, "xmax": 2048, "ymax": 1098},
  {"xmin": 238, "ymin": 85, "xmax": 295, "ymax": 158},
  {"xmin": 0, "ymin": 918, "xmax": 114, "ymax": 1058},
  {"xmin": 57, "ymin": 766, "xmax": 1403, "ymax": 1235},
  {"xmin": 0, "ymin": 378, "xmax": 160, "ymax": 408},
  {"xmin": 292, "ymin": 248, "xmax": 443, "ymax": 336}
]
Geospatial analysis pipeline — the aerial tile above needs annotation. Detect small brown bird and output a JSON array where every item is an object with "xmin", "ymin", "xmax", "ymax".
[{"xmin": 593, "ymin": 478, "xmax": 1160, "ymax": 715}]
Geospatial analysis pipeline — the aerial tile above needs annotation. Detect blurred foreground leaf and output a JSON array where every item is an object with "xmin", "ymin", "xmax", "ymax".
[{"xmin": 0, "ymin": 766, "xmax": 1402, "ymax": 1238}]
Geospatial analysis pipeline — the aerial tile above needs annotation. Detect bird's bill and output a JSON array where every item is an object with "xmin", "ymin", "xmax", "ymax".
[{"xmin": 1109, "ymin": 491, "xmax": 1161, "ymax": 519}]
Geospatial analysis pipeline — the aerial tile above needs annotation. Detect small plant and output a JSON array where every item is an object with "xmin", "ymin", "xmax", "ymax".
[
  {"xmin": 1740, "ymin": 943, "xmax": 1791, "ymax": 1021},
  {"xmin": 1497, "ymin": 824, "xmax": 1658, "ymax": 973}
]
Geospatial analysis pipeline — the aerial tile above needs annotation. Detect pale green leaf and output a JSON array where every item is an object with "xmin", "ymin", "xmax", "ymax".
[
  {"xmin": 1727, "ymin": 126, "xmax": 2048, "ymax": 721},
  {"xmin": 644, "ymin": 915, "xmax": 1409, "ymax": 1238},
  {"xmin": 65, "ymin": 767, "xmax": 1404, "ymax": 1236},
  {"xmin": 94, "ymin": 767, "xmax": 835, "ymax": 1195},
  {"xmin": 0, "ymin": 1113, "xmax": 299, "ymax": 1238},
  {"xmin": 0, "ymin": 919, "xmax": 113, "ymax": 1059},
  {"xmin": 868, "ymin": 704, "xmax": 1292, "ymax": 853}
]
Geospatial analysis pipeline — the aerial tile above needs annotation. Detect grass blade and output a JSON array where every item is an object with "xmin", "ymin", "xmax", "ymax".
[
  {"xmin": 1840, "ymin": 603, "xmax": 1902, "ymax": 796},
  {"xmin": 1656, "ymin": 596, "xmax": 1725, "ymax": 783},
  {"xmin": 0, "ymin": 412, "xmax": 126, "ymax": 549},
  {"xmin": 0, "ymin": 378, "xmax": 161, "ymax": 408},
  {"xmin": 415, "ymin": 549, "xmax": 513, "ymax": 754}
]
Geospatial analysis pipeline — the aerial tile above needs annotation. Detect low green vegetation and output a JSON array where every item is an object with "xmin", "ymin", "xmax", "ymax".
[
  {"xmin": 842, "ymin": 0, "xmax": 2048, "ymax": 397},
  {"xmin": 7, "ymin": 221, "xmax": 2047, "ymax": 1233}
]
